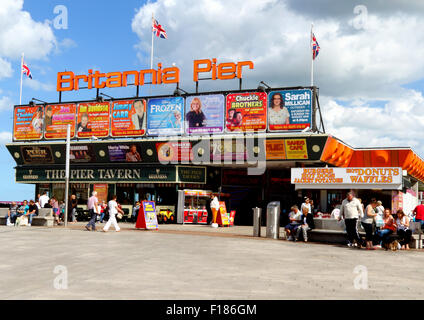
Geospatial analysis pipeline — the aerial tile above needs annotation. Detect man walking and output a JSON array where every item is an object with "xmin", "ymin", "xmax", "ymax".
[
  {"xmin": 86, "ymin": 191, "xmax": 99, "ymax": 231},
  {"xmin": 338, "ymin": 191, "xmax": 364, "ymax": 248},
  {"xmin": 103, "ymin": 195, "xmax": 124, "ymax": 232}
]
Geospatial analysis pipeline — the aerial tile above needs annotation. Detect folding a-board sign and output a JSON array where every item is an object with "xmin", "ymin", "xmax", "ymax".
[{"xmin": 135, "ymin": 200, "xmax": 158, "ymax": 230}]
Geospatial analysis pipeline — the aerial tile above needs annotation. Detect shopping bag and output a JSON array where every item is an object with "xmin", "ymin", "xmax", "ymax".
[{"xmin": 19, "ymin": 216, "xmax": 28, "ymax": 226}]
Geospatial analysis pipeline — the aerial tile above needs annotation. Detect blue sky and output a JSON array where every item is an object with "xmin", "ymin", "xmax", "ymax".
[{"xmin": 1, "ymin": 0, "xmax": 424, "ymax": 201}]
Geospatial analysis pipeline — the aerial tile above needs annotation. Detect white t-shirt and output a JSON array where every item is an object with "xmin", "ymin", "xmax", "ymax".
[
  {"xmin": 39, "ymin": 195, "xmax": 49, "ymax": 208},
  {"xmin": 108, "ymin": 200, "xmax": 118, "ymax": 216},
  {"xmin": 289, "ymin": 210, "xmax": 302, "ymax": 224}
]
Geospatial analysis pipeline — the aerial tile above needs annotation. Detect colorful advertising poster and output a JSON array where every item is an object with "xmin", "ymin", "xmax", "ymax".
[
  {"xmin": 70, "ymin": 145, "xmax": 96, "ymax": 163},
  {"xmin": 211, "ymin": 139, "xmax": 246, "ymax": 161},
  {"xmin": 76, "ymin": 102, "xmax": 110, "ymax": 138},
  {"xmin": 111, "ymin": 99, "xmax": 146, "ymax": 137},
  {"xmin": 185, "ymin": 94, "xmax": 224, "ymax": 135},
  {"xmin": 156, "ymin": 142, "xmax": 192, "ymax": 162},
  {"xmin": 217, "ymin": 201, "xmax": 230, "ymax": 226},
  {"xmin": 147, "ymin": 97, "xmax": 184, "ymax": 136},
  {"xmin": 225, "ymin": 92, "xmax": 267, "ymax": 132},
  {"xmin": 13, "ymin": 106, "xmax": 44, "ymax": 141},
  {"xmin": 44, "ymin": 104, "xmax": 76, "ymax": 140},
  {"xmin": 108, "ymin": 144, "xmax": 142, "ymax": 162},
  {"xmin": 285, "ymin": 139, "xmax": 308, "ymax": 159},
  {"xmin": 93, "ymin": 184, "xmax": 108, "ymax": 204},
  {"xmin": 135, "ymin": 200, "xmax": 158, "ymax": 230},
  {"xmin": 268, "ymin": 89, "xmax": 312, "ymax": 131},
  {"xmin": 266, "ymin": 139, "xmax": 286, "ymax": 160}
]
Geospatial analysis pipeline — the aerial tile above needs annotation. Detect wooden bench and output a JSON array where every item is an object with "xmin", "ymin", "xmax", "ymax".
[{"xmin": 0, "ymin": 208, "xmax": 54, "ymax": 227}]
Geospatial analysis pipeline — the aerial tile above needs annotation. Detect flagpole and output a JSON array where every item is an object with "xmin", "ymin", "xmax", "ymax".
[
  {"xmin": 19, "ymin": 52, "xmax": 24, "ymax": 105},
  {"xmin": 150, "ymin": 12, "xmax": 154, "ymax": 95},
  {"xmin": 310, "ymin": 24, "xmax": 314, "ymax": 87}
]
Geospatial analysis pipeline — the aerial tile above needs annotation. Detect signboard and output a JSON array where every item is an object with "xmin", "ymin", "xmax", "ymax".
[
  {"xmin": 177, "ymin": 166, "xmax": 206, "ymax": 184},
  {"xmin": 21, "ymin": 146, "xmax": 54, "ymax": 164},
  {"xmin": 110, "ymin": 99, "xmax": 146, "ymax": 137},
  {"xmin": 13, "ymin": 106, "xmax": 44, "ymax": 141},
  {"xmin": 108, "ymin": 144, "xmax": 142, "ymax": 162},
  {"xmin": 76, "ymin": 102, "xmax": 110, "ymax": 138},
  {"xmin": 93, "ymin": 184, "xmax": 108, "ymax": 204},
  {"xmin": 156, "ymin": 142, "xmax": 192, "ymax": 163},
  {"xmin": 216, "ymin": 201, "xmax": 230, "ymax": 226},
  {"xmin": 225, "ymin": 92, "xmax": 267, "ymax": 132},
  {"xmin": 70, "ymin": 145, "xmax": 96, "ymax": 163},
  {"xmin": 44, "ymin": 104, "xmax": 76, "ymax": 139},
  {"xmin": 135, "ymin": 200, "xmax": 158, "ymax": 230},
  {"xmin": 147, "ymin": 97, "xmax": 184, "ymax": 136},
  {"xmin": 211, "ymin": 139, "xmax": 246, "ymax": 161},
  {"xmin": 266, "ymin": 140, "xmax": 286, "ymax": 160},
  {"xmin": 185, "ymin": 94, "xmax": 224, "ymax": 135},
  {"xmin": 268, "ymin": 89, "xmax": 312, "ymax": 131},
  {"xmin": 291, "ymin": 167, "xmax": 403, "ymax": 190},
  {"xmin": 285, "ymin": 139, "xmax": 308, "ymax": 159}
]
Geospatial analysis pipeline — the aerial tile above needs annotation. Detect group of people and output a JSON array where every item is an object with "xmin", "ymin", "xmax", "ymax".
[
  {"xmin": 4, "ymin": 192, "xmax": 67, "ymax": 227},
  {"xmin": 284, "ymin": 197, "xmax": 315, "ymax": 242},
  {"xmin": 336, "ymin": 192, "xmax": 420, "ymax": 250}
]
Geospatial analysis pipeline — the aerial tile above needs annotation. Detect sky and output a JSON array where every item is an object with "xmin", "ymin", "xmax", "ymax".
[{"xmin": 0, "ymin": 0, "xmax": 423, "ymax": 200}]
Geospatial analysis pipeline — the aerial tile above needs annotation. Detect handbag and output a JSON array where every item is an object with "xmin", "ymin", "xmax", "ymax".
[
  {"xmin": 374, "ymin": 215, "xmax": 384, "ymax": 228},
  {"xmin": 117, "ymin": 213, "xmax": 123, "ymax": 219}
]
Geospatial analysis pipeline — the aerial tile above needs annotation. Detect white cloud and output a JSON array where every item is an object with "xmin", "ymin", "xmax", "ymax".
[
  {"xmin": 0, "ymin": 131, "xmax": 12, "ymax": 144},
  {"xmin": 24, "ymin": 78, "xmax": 55, "ymax": 92},
  {"xmin": 0, "ymin": 95, "xmax": 14, "ymax": 112},
  {"xmin": 131, "ymin": 0, "xmax": 424, "ymax": 156},
  {"xmin": 0, "ymin": 0, "xmax": 57, "ymax": 80}
]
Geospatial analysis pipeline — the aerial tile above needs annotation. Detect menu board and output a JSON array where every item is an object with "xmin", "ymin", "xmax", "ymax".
[
  {"xmin": 13, "ymin": 106, "xmax": 44, "ymax": 141},
  {"xmin": 147, "ymin": 97, "xmax": 184, "ymax": 136},
  {"xmin": 135, "ymin": 201, "xmax": 158, "ymax": 230},
  {"xmin": 225, "ymin": 92, "xmax": 267, "ymax": 132},
  {"xmin": 268, "ymin": 89, "xmax": 312, "ymax": 131},
  {"xmin": 110, "ymin": 99, "xmax": 146, "ymax": 137},
  {"xmin": 44, "ymin": 104, "xmax": 76, "ymax": 139},
  {"xmin": 185, "ymin": 94, "xmax": 224, "ymax": 135},
  {"xmin": 76, "ymin": 102, "xmax": 110, "ymax": 138}
]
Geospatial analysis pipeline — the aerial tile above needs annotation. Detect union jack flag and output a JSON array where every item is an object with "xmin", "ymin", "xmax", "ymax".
[
  {"xmin": 22, "ymin": 62, "xmax": 32, "ymax": 79},
  {"xmin": 311, "ymin": 32, "xmax": 320, "ymax": 60},
  {"xmin": 152, "ymin": 19, "xmax": 167, "ymax": 39}
]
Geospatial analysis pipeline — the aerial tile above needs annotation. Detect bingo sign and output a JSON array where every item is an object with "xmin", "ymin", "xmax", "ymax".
[
  {"xmin": 44, "ymin": 104, "xmax": 76, "ymax": 139},
  {"xmin": 225, "ymin": 92, "xmax": 267, "ymax": 132},
  {"xmin": 135, "ymin": 200, "xmax": 158, "ymax": 230},
  {"xmin": 268, "ymin": 89, "xmax": 312, "ymax": 131},
  {"xmin": 13, "ymin": 106, "xmax": 44, "ymax": 141},
  {"xmin": 147, "ymin": 97, "xmax": 184, "ymax": 136},
  {"xmin": 111, "ymin": 99, "xmax": 146, "ymax": 137},
  {"xmin": 76, "ymin": 102, "xmax": 110, "ymax": 138},
  {"xmin": 185, "ymin": 94, "xmax": 225, "ymax": 135}
]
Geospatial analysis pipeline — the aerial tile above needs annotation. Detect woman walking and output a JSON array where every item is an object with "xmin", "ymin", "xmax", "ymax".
[{"xmin": 102, "ymin": 195, "xmax": 124, "ymax": 232}]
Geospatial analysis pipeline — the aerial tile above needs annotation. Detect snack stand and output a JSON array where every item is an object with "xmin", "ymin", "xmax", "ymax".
[{"xmin": 177, "ymin": 189, "xmax": 212, "ymax": 224}]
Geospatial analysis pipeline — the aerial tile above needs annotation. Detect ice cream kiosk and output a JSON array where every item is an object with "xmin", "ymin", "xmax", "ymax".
[{"xmin": 177, "ymin": 189, "xmax": 212, "ymax": 224}]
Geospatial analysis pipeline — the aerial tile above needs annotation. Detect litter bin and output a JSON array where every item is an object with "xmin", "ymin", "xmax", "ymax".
[
  {"xmin": 252, "ymin": 207, "xmax": 262, "ymax": 237},
  {"xmin": 266, "ymin": 202, "xmax": 281, "ymax": 239}
]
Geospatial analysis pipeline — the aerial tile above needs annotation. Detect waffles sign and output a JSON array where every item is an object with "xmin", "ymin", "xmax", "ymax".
[{"xmin": 291, "ymin": 167, "xmax": 403, "ymax": 190}]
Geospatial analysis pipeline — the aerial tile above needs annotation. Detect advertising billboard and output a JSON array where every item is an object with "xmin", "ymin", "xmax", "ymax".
[
  {"xmin": 185, "ymin": 94, "xmax": 224, "ymax": 135},
  {"xmin": 268, "ymin": 89, "xmax": 312, "ymax": 131},
  {"xmin": 107, "ymin": 144, "xmax": 143, "ymax": 162},
  {"xmin": 225, "ymin": 92, "xmax": 267, "ymax": 132},
  {"xmin": 13, "ymin": 106, "xmax": 44, "ymax": 141},
  {"xmin": 156, "ymin": 141, "xmax": 192, "ymax": 162},
  {"xmin": 110, "ymin": 99, "xmax": 146, "ymax": 137},
  {"xmin": 76, "ymin": 102, "xmax": 110, "ymax": 138},
  {"xmin": 44, "ymin": 104, "xmax": 76, "ymax": 140},
  {"xmin": 147, "ymin": 97, "xmax": 184, "ymax": 136}
]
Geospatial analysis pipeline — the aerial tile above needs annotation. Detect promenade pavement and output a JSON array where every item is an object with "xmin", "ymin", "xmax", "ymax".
[{"xmin": 0, "ymin": 222, "xmax": 423, "ymax": 300}]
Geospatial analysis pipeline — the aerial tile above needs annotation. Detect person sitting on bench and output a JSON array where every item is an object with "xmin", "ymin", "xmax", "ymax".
[
  {"xmin": 396, "ymin": 209, "xmax": 411, "ymax": 250},
  {"xmin": 375, "ymin": 208, "xmax": 397, "ymax": 249}
]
